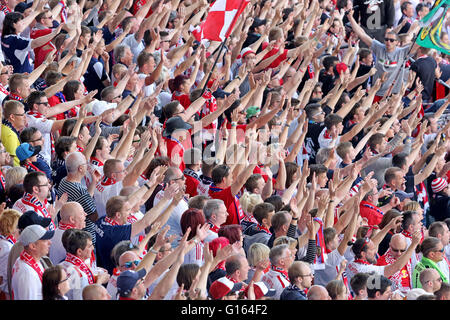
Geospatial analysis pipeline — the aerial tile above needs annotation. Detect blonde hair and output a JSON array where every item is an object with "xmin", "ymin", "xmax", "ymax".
[
  {"xmin": 0, "ymin": 209, "xmax": 21, "ymax": 236},
  {"xmin": 239, "ymin": 192, "xmax": 263, "ymax": 214},
  {"xmin": 273, "ymin": 235, "xmax": 298, "ymax": 250},
  {"xmin": 247, "ymin": 242, "xmax": 270, "ymax": 267},
  {"xmin": 5, "ymin": 166, "xmax": 27, "ymax": 192},
  {"xmin": 403, "ymin": 201, "xmax": 420, "ymax": 212}
]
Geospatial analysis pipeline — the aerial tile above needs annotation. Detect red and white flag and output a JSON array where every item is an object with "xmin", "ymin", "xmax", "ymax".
[{"xmin": 193, "ymin": 0, "xmax": 249, "ymax": 42}]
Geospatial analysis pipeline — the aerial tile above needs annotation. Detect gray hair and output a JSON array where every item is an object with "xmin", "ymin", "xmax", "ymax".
[
  {"xmin": 66, "ymin": 152, "xmax": 86, "ymax": 173},
  {"xmin": 269, "ymin": 244, "xmax": 290, "ymax": 266},
  {"xmin": 163, "ymin": 166, "xmax": 181, "ymax": 183},
  {"xmin": 203, "ymin": 199, "xmax": 225, "ymax": 220},
  {"xmin": 114, "ymin": 44, "xmax": 130, "ymax": 63}
]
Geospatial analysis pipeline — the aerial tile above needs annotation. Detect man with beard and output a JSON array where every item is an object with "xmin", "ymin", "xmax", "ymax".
[{"xmin": 346, "ymin": 230, "xmax": 421, "ymax": 280}]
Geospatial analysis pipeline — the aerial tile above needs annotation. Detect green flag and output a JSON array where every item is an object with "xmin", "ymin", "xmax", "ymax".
[{"xmin": 416, "ymin": 0, "xmax": 450, "ymax": 55}]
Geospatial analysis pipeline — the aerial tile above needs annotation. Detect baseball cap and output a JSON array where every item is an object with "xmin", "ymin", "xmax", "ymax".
[
  {"xmin": 209, "ymin": 277, "xmax": 243, "ymax": 300},
  {"xmin": 246, "ymin": 106, "xmax": 260, "ymax": 119},
  {"xmin": 117, "ymin": 269, "xmax": 147, "ymax": 296},
  {"xmin": 253, "ymin": 282, "xmax": 276, "ymax": 299},
  {"xmin": 162, "ymin": 116, "xmax": 192, "ymax": 137},
  {"xmin": 14, "ymin": 1, "xmax": 33, "ymax": 13},
  {"xmin": 431, "ymin": 177, "xmax": 448, "ymax": 194},
  {"xmin": 16, "ymin": 143, "xmax": 41, "ymax": 162},
  {"xmin": 19, "ymin": 224, "xmax": 54, "ymax": 246},
  {"xmin": 92, "ymin": 100, "xmax": 117, "ymax": 116},
  {"xmin": 394, "ymin": 190, "xmax": 414, "ymax": 202},
  {"xmin": 18, "ymin": 210, "xmax": 52, "ymax": 230},
  {"xmin": 251, "ymin": 17, "xmax": 267, "ymax": 30}
]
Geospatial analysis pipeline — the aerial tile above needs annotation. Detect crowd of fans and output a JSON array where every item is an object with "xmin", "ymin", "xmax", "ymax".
[{"xmin": 0, "ymin": 0, "xmax": 449, "ymax": 301}]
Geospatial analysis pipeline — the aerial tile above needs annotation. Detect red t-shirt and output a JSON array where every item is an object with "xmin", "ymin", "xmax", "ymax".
[
  {"xmin": 377, "ymin": 252, "xmax": 411, "ymax": 291},
  {"xmin": 184, "ymin": 174, "xmax": 199, "ymax": 198},
  {"xmin": 359, "ymin": 201, "xmax": 384, "ymax": 227},
  {"xmin": 261, "ymin": 42, "xmax": 288, "ymax": 69},
  {"xmin": 30, "ymin": 28, "xmax": 55, "ymax": 68},
  {"xmin": 208, "ymin": 186, "xmax": 245, "ymax": 226},
  {"xmin": 164, "ymin": 135, "xmax": 192, "ymax": 172},
  {"xmin": 172, "ymin": 92, "xmax": 191, "ymax": 110}
]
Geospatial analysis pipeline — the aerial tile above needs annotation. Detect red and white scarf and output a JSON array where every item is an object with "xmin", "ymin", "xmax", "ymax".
[
  {"xmin": 65, "ymin": 252, "xmax": 95, "ymax": 284},
  {"xmin": 0, "ymin": 234, "xmax": 16, "ymax": 245},
  {"xmin": 90, "ymin": 157, "xmax": 104, "ymax": 167},
  {"xmin": 0, "ymin": 83, "xmax": 9, "ymax": 96},
  {"xmin": 104, "ymin": 216, "xmax": 121, "ymax": 226},
  {"xmin": 378, "ymin": 249, "xmax": 411, "ymax": 291},
  {"xmin": 313, "ymin": 217, "xmax": 327, "ymax": 267},
  {"xmin": 58, "ymin": 222, "xmax": 75, "ymax": 231},
  {"xmin": 24, "ymin": 161, "xmax": 43, "ymax": 173},
  {"xmin": 256, "ymin": 224, "xmax": 272, "ymax": 235},
  {"xmin": 100, "ymin": 176, "xmax": 117, "ymax": 186},
  {"xmin": 9, "ymin": 92, "xmax": 23, "ymax": 102},
  {"xmin": 22, "ymin": 193, "xmax": 55, "ymax": 231},
  {"xmin": 271, "ymin": 265, "xmax": 290, "ymax": 282},
  {"xmin": 19, "ymin": 250, "xmax": 43, "ymax": 281}
]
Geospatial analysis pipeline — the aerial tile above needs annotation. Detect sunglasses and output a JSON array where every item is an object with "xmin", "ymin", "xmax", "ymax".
[
  {"xmin": 123, "ymin": 260, "xmax": 140, "ymax": 268},
  {"xmin": 59, "ymin": 277, "xmax": 69, "ymax": 284},
  {"xmin": 384, "ymin": 38, "xmax": 396, "ymax": 42},
  {"xmin": 391, "ymin": 247, "xmax": 406, "ymax": 253},
  {"xmin": 434, "ymin": 248, "xmax": 445, "ymax": 253}
]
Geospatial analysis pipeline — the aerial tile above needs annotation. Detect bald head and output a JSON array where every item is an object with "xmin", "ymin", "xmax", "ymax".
[
  {"xmin": 82, "ymin": 284, "xmax": 111, "ymax": 300},
  {"xmin": 307, "ymin": 285, "xmax": 331, "ymax": 300},
  {"xmin": 60, "ymin": 202, "xmax": 86, "ymax": 229},
  {"xmin": 389, "ymin": 233, "xmax": 407, "ymax": 259}
]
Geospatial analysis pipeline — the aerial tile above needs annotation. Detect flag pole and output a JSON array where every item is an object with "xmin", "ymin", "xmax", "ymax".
[{"xmin": 201, "ymin": 0, "xmax": 248, "ymax": 95}]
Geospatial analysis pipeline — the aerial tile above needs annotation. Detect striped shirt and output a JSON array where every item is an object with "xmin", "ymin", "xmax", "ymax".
[{"xmin": 57, "ymin": 178, "xmax": 97, "ymax": 244}]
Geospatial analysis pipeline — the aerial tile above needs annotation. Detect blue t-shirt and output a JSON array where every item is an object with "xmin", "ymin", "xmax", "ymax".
[
  {"xmin": 95, "ymin": 217, "xmax": 132, "ymax": 274},
  {"xmin": 1, "ymin": 34, "xmax": 33, "ymax": 74}
]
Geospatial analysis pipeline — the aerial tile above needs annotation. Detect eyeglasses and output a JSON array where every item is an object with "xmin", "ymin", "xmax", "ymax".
[
  {"xmin": 111, "ymin": 95, "xmax": 122, "ymax": 101},
  {"xmin": 0, "ymin": 149, "xmax": 7, "ymax": 154},
  {"xmin": 13, "ymin": 112, "xmax": 26, "ymax": 117},
  {"xmin": 299, "ymin": 273, "xmax": 313, "ymax": 278},
  {"xmin": 390, "ymin": 247, "xmax": 406, "ymax": 253},
  {"xmin": 36, "ymin": 101, "xmax": 49, "ymax": 106},
  {"xmin": 384, "ymin": 38, "xmax": 396, "ymax": 42},
  {"xmin": 172, "ymin": 175, "xmax": 186, "ymax": 181},
  {"xmin": 29, "ymin": 136, "xmax": 43, "ymax": 143},
  {"xmin": 122, "ymin": 260, "xmax": 140, "ymax": 268},
  {"xmin": 312, "ymin": 111, "xmax": 325, "ymax": 117},
  {"xmin": 132, "ymin": 139, "xmax": 141, "ymax": 143},
  {"xmin": 59, "ymin": 277, "xmax": 69, "ymax": 284},
  {"xmin": 173, "ymin": 110, "xmax": 185, "ymax": 116},
  {"xmin": 37, "ymin": 182, "xmax": 50, "ymax": 187}
]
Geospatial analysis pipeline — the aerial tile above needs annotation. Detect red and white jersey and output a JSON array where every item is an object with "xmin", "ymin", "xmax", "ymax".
[
  {"xmin": 12, "ymin": 193, "xmax": 55, "ymax": 231},
  {"xmin": 11, "ymin": 253, "xmax": 44, "ymax": 300},
  {"xmin": 261, "ymin": 267, "xmax": 290, "ymax": 299},
  {"xmin": 94, "ymin": 177, "xmax": 123, "ymax": 219},
  {"xmin": 346, "ymin": 260, "xmax": 386, "ymax": 281}
]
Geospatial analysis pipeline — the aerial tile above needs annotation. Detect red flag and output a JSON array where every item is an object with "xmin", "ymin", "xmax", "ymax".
[{"xmin": 201, "ymin": 0, "xmax": 249, "ymax": 42}]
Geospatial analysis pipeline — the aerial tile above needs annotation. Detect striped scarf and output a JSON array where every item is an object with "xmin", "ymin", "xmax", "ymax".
[
  {"xmin": 65, "ymin": 252, "xmax": 95, "ymax": 284},
  {"xmin": 313, "ymin": 217, "xmax": 327, "ymax": 268},
  {"xmin": 21, "ymin": 193, "xmax": 55, "ymax": 231},
  {"xmin": 19, "ymin": 250, "xmax": 43, "ymax": 281}
]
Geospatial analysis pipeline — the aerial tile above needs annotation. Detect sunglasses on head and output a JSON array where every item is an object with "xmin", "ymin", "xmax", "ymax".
[{"xmin": 123, "ymin": 260, "xmax": 140, "ymax": 268}]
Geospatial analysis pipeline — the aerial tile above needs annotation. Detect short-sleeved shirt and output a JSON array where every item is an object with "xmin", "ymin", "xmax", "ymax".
[
  {"xmin": 94, "ymin": 178, "xmax": 124, "ymax": 219},
  {"xmin": 57, "ymin": 178, "xmax": 97, "ymax": 244},
  {"xmin": 26, "ymin": 114, "xmax": 54, "ymax": 166},
  {"xmin": 11, "ymin": 257, "xmax": 44, "ymax": 300},
  {"xmin": 371, "ymin": 40, "xmax": 410, "ymax": 96},
  {"xmin": 1, "ymin": 34, "xmax": 32, "ymax": 74},
  {"xmin": 346, "ymin": 261, "xmax": 386, "ymax": 280},
  {"xmin": 94, "ymin": 217, "xmax": 132, "ymax": 274},
  {"xmin": 208, "ymin": 186, "xmax": 244, "ymax": 226}
]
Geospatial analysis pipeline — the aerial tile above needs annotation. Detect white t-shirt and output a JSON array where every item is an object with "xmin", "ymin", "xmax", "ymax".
[
  {"xmin": 121, "ymin": 34, "xmax": 145, "ymax": 64},
  {"xmin": 11, "ymin": 257, "xmax": 44, "ymax": 300},
  {"xmin": 183, "ymin": 242, "xmax": 204, "ymax": 267},
  {"xmin": 106, "ymin": 274, "xmax": 119, "ymax": 300},
  {"xmin": 314, "ymin": 249, "xmax": 346, "ymax": 287},
  {"xmin": 59, "ymin": 261, "xmax": 93, "ymax": 300},
  {"xmin": 94, "ymin": 179, "xmax": 124, "ymax": 219},
  {"xmin": 25, "ymin": 114, "xmax": 54, "ymax": 166},
  {"xmin": 0, "ymin": 238, "xmax": 13, "ymax": 293}
]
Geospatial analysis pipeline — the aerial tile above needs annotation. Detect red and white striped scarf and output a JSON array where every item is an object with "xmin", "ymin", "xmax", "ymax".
[
  {"xmin": 100, "ymin": 176, "xmax": 117, "ymax": 186},
  {"xmin": 0, "ymin": 83, "xmax": 9, "ymax": 96},
  {"xmin": 256, "ymin": 224, "xmax": 271, "ymax": 235},
  {"xmin": 271, "ymin": 265, "xmax": 290, "ymax": 282},
  {"xmin": 24, "ymin": 161, "xmax": 43, "ymax": 173},
  {"xmin": 19, "ymin": 250, "xmax": 43, "ymax": 281},
  {"xmin": 0, "ymin": 234, "xmax": 16, "ymax": 245},
  {"xmin": 58, "ymin": 222, "xmax": 75, "ymax": 231},
  {"xmin": 65, "ymin": 252, "xmax": 95, "ymax": 284},
  {"xmin": 9, "ymin": 92, "xmax": 23, "ymax": 102},
  {"xmin": 22, "ymin": 193, "xmax": 55, "ymax": 231},
  {"xmin": 90, "ymin": 157, "xmax": 104, "ymax": 167},
  {"xmin": 378, "ymin": 248, "xmax": 411, "ymax": 291},
  {"xmin": 0, "ymin": 5, "xmax": 11, "ymax": 14},
  {"xmin": 313, "ymin": 217, "xmax": 327, "ymax": 266},
  {"xmin": 104, "ymin": 216, "xmax": 121, "ymax": 226}
]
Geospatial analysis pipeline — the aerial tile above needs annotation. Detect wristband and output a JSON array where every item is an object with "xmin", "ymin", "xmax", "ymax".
[
  {"xmin": 231, "ymin": 122, "xmax": 237, "ymax": 127},
  {"xmin": 149, "ymin": 246, "xmax": 159, "ymax": 254},
  {"xmin": 292, "ymin": 217, "xmax": 298, "ymax": 221},
  {"xmin": 236, "ymin": 76, "xmax": 241, "ymax": 80},
  {"xmin": 129, "ymin": 93, "xmax": 136, "ymax": 99},
  {"xmin": 144, "ymin": 183, "xmax": 151, "ymax": 190}
]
